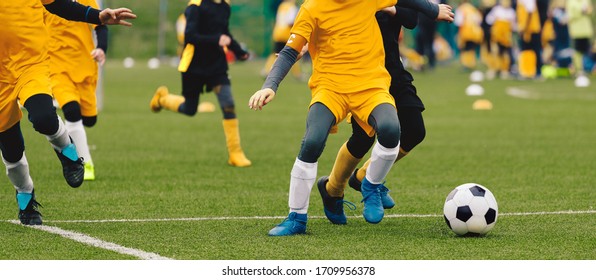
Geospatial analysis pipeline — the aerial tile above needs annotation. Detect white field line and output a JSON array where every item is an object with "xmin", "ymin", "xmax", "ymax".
[
  {"xmin": 8, "ymin": 220, "xmax": 172, "ymax": 260},
  {"xmin": 5, "ymin": 209, "xmax": 593, "ymax": 224}
]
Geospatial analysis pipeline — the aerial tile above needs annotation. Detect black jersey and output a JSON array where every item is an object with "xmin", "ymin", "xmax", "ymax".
[
  {"xmin": 376, "ymin": 7, "xmax": 418, "ymax": 85},
  {"xmin": 181, "ymin": 0, "xmax": 247, "ymax": 76}
]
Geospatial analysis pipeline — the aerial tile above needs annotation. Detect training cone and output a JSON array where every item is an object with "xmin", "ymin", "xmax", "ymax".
[{"xmin": 473, "ymin": 99, "xmax": 493, "ymax": 110}]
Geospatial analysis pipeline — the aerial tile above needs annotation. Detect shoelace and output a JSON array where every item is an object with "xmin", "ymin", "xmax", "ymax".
[
  {"xmin": 341, "ymin": 200, "xmax": 357, "ymax": 211},
  {"xmin": 378, "ymin": 185, "xmax": 390, "ymax": 194}
]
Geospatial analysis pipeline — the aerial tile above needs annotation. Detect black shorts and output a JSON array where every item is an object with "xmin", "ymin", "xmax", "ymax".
[
  {"xmin": 390, "ymin": 82, "xmax": 425, "ymax": 111},
  {"xmin": 182, "ymin": 72, "xmax": 230, "ymax": 94}
]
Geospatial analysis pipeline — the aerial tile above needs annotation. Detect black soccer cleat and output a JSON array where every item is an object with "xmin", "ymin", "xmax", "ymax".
[
  {"xmin": 55, "ymin": 143, "xmax": 84, "ymax": 188},
  {"xmin": 16, "ymin": 191, "xmax": 42, "ymax": 225},
  {"xmin": 348, "ymin": 168, "xmax": 362, "ymax": 192}
]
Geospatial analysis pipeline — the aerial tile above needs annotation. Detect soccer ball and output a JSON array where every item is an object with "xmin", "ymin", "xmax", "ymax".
[{"xmin": 443, "ymin": 183, "xmax": 498, "ymax": 236}]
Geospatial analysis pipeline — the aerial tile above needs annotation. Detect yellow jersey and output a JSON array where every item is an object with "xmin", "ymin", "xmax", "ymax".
[
  {"xmin": 44, "ymin": 0, "xmax": 100, "ymax": 82},
  {"xmin": 0, "ymin": 0, "xmax": 56, "ymax": 84},
  {"xmin": 290, "ymin": 0, "xmax": 396, "ymax": 94}
]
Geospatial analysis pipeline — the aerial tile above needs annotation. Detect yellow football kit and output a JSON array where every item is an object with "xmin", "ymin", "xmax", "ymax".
[
  {"xmin": 287, "ymin": 0, "xmax": 397, "ymax": 136},
  {"xmin": 0, "ymin": 0, "xmax": 56, "ymax": 132},
  {"xmin": 45, "ymin": 0, "xmax": 100, "ymax": 118}
]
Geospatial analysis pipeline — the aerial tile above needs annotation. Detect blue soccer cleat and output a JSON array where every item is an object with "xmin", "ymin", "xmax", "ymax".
[
  {"xmin": 317, "ymin": 176, "xmax": 349, "ymax": 224},
  {"xmin": 378, "ymin": 184, "xmax": 395, "ymax": 209},
  {"xmin": 360, "ymin": 177, "xmax": 384, "ymax": 224},
  {"xmin": 350, "ymin": 169, "xmax": 395, "ymax": 209},
  {"xmin": 268, "ymin": 212, "xmax": 307, "ymax": 236}
]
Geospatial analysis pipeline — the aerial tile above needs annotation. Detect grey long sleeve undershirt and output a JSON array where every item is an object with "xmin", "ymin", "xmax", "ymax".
[{"xmin": 261, "ymin": 46, "xmax": 300, "ymax": 92}]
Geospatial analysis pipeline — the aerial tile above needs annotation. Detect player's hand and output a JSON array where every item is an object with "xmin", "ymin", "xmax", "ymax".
[
  {"xmin": 237, "ymin": 52, "xmax": 249, "ymax": 61},
  {"xmin": 436, "ymin": 4, "xmax": 454, "ymax": 23},
  {"xmin": 296, "ymin": 44, "xmax": 309, "ymax": 60},
  {"xmin": 219, "ymin": 34, "xmax": 232, "ymax": 47},
  {"xmin": 91, "ymin": 48, "xmax": 106, "ymax": 66},
  {"xmin": 248, "ymin": 88, "xmax": 276, "ymax": 111},
  {"xmin": 381, "ymin": 6, "xmax": 397, "ymax": 16},
  {"xmin": 99, "ymin": 8, "xmax": 136, "ymax": 26}
]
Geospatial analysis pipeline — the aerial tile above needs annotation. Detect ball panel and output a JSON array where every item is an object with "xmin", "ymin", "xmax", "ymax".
[
  {"xmin": 468, "ymin": 196, "xmax": 489, "ymax": 216},
  {"xmin": 485, "ymin": 208, "xmax": 497, "ymax": 224},
  {"xmin": 466, "ymin": 215, "xmax": 488, "ymax": 234},
  {"xmin": 445, "ymin": 188, "xmax": 458, "ymax": 202},
  {"xmin": 443, "ymin": 200, "xmax": 459, "ymax": 220},
  {"xmin": 468, "ymin": 185, "xmax": 486, "ymax": 197},
  {"xmin": 452, "ymin": 188, "xmax": 474, "ymax": 206},
  {"xmin": 456, "ymin": 205, "xmax": 473, "ymax": 222},
  {"xmin": 447, "ymin": 218, "xmax": 468, "ymax": 235}
]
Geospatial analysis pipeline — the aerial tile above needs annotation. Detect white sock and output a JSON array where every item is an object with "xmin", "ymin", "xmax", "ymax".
[
  {"xmin": 365, "ymin": 141, "xmax": 399, "ymax": 184},
  {"xmin": 288, "ymin": 158, "xmax": 317, "ymax": 214},
  {"xmin": 65, "ymin": 120, "xmax": 92, "ymax": 164},
  {"xmin": 3, "ymin": 153, "xmax": 34, "ymax": 193},
  {"xmin": 46, "ymin": 115, "xmax": 71, "ymax": 151}
]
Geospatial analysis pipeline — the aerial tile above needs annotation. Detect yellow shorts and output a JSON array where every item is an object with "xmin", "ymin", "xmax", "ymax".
[
  {"xmin": 0, "ymin": 63, "xmax": 51, "ymax": 132},
  {"xmin": 52, "ymin": 72, "xmax": 98, "ymax": 117},
  {"xmin": 310, "ymin": 87, "xmax": 395, "ymax": 137}
]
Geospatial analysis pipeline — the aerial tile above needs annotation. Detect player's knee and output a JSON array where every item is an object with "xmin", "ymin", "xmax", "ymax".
[
  {"xmin": 298, "ymin": 137, "xmax": 326, "ymax": 163},
  {"xmin": 401, "ymin": 127, "xmax": 426, "ymax": 152},
  {"xmin": 82, "ymin": 116, "xmax": 97, "ymax": 127},
  {"xmin": 346, "ymin": 135, "xmax": 374, "ymax": 159},
  {"xmin": 23, "ymin": 94, "xmax": 59, "ymax": 135},
  {"xmin": 62, "ymin": 101, "xmax": 82, "ymax": 122},
  {"xmin": 376, "ymin": 121, "xmax": 400, "ymax": 148},
  {"xmin": 178, "ymin": 103, "xmax": 198, "ymax": 116}
]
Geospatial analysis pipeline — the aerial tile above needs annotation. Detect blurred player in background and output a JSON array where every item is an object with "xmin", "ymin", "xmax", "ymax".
[
  {"xmin": 261, "ymin": 0, "xmax": 303, "ymax": 80},
  {"xmin": 318, "ymin": 2, "xmax": 453, "ymax": 225},
  {"xmin": 150, "ymin": 0, "xmax": 251, "ymax": 167},
  {"xmin": 0, "ymin": 0, "xmax": 135, "ymax": 225},
  {"xmin": 454, "ymin": 0, "xmax": 484, "ymax": 71},
  {"xmin": 45, "ymin": 0, "xmax": 108, "ymax": 181},
  {"xmin": 249, "ymin": 0, "xmax": 453, "ymax": 236},
  {"xmin": 486, "ymin": 0, "xmax": 517, "ymax": 79},
  {"xmin": 517, "ymin": 0, "xmax": 543, "ymax": 79},
  {"xmin": 566, "ymin": 0, "xmax": 594, "ymax": 77}
]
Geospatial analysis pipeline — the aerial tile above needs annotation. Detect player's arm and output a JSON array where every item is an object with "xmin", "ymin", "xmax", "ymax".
[
  {"xmin": 248, "ymin": 34, "xmax": 307, "ymax": 111},
  {"xmin": 43, "ymin": 0, "xmax": 135, "ymax": 26},
  {"xmin": 91, "ymin": 25, "xmax": 108, "ymax": 65},
  {"xmin": 395, "ymin": 7, "xmax": 418, "ymax": 29},
  {"xmin": 396, "ymin": 0, "xmax": 453, "ymax": 22},
  {"xmin": 223, "ymin": 22, "xmax": 249, "ymax": 61}
]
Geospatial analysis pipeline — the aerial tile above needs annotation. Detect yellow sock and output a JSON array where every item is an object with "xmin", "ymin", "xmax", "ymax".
[
  {"xmin": 160, "ymin": 94, "xmax": 185, "ymax": 112},
  {"xmin": 327, "ymin": 142, "xmax": 361, "ymax": 197},
  {"xmin": 460, "ymin": 50, "xmax": 477, "ymax": 69}
]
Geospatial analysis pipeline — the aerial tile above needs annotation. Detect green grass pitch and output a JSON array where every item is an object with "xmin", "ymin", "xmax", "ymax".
[{"xmin": 0, "ymin": 59, "xmax": 594, "ymax": 260}]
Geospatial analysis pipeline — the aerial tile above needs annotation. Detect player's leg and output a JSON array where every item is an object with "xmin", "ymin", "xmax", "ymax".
[
  {"xmin": 150, "ymin": 72, "xmax": 201, "ymax": 115},
  {"xmin": 213, "ymin": 81, "xmax": 251, "ymax": 167},
  {"xmin": 317, "ymin": 115, "xmax": 373, "ymax": 224},
  {"xmin": 360, "ymin": 103, "xmax": 400, "ymax": 224},
  {"xmin": 62, "ymin": 101, "xmax": 95, "ymax": 180},
  {"xmin": 269, "ymin": 102, "xmax": 335, "ymax": 236},
  {"xmin": 0, "ymin": 122, "xmax": 42, "ymax": 225},
  {"xmin": 23, "ymin": 94, "xmax": 84, "ymax": 188}
]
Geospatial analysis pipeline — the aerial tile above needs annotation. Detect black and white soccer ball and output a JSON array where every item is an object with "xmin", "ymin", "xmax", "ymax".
[{"xmin": 443, "ymin": 183, "xmax": 498, "ymax": 236}]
